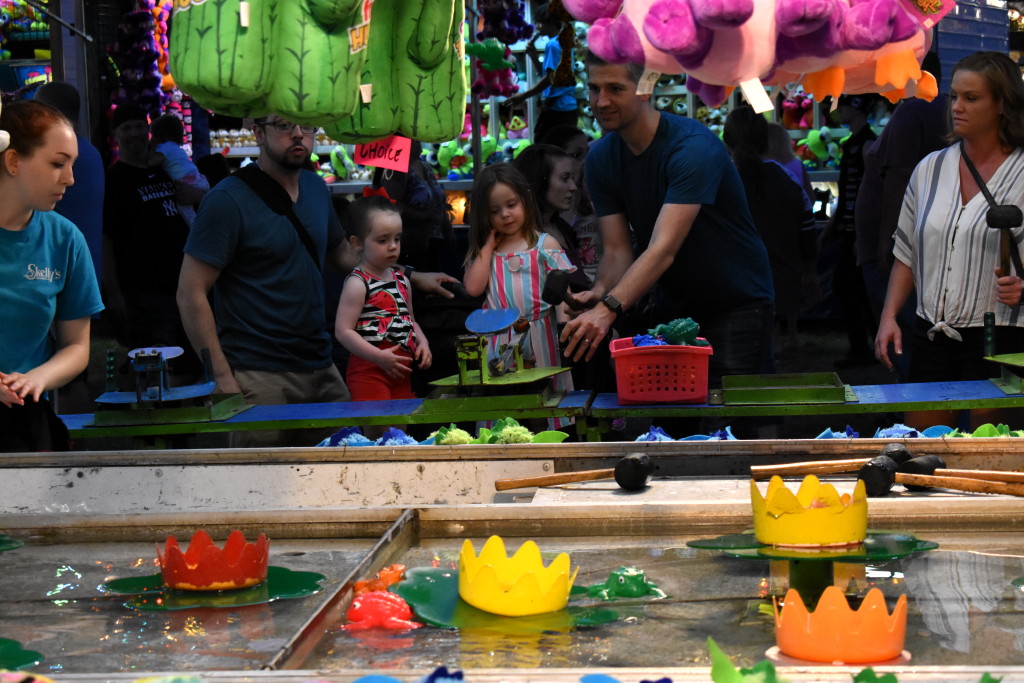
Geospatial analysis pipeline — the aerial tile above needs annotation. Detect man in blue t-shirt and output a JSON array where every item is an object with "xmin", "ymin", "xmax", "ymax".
[
  {"xmin": 561, "ymin": 54, "xmax": 775, "ymax": 387},
  {"xmin": 178, "ymin": 113, "xmax": 457, "ymax": 446}
]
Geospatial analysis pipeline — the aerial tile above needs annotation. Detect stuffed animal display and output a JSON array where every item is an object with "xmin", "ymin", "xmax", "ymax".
[{"xmin": 562, "ymin": 0, "xmax": 951, "ymax": 106}]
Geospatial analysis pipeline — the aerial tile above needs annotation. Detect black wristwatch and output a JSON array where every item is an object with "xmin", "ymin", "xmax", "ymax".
[
  {"xmin": 403, "ymin": 264, "xmax": 415, "ymax": 278},
  {"xmin": 600, "ymin": 294, "xmax": 623, "ymax": 315}
]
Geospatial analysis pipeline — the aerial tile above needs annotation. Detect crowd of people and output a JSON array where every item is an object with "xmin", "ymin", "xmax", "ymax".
[{"xmin": 3, "ymin": 48, "xmax": 1023, "ymax": 451}]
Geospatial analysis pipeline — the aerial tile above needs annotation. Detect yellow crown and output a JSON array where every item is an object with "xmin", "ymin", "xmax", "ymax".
[
  {"xmin": 458, "ymin": 536, "xmax": 578, "ymax": 617},
  {"xmin": 774, "ymin": 586, "xmax": 908, "ymax": 663},
  {"xmin": 751, "ymin": 475, "xmax": 867, "ymax": 547}
]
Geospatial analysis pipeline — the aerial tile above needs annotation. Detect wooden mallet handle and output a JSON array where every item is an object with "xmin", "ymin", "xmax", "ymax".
[
  {"xmin": 933, "ymin": 468, "xmax": 1024, "ymax": 484},
  {"xmin": 896, "ymin": 472, "xmax": 1024, "ymax": 496},
  {"xmin": 750, "ymin": 458, "xmax": 870, "ymax": 480},
  {"xmin": 495, "ymin": 468, "xmax": 614, "ymax": 491}
]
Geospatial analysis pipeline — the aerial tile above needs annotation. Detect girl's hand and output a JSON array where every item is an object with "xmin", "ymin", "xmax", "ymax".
[
  {"xmin": 415, "ymin": 342, "xmax": 432, "ymax": 371},
  {"xmin": 0, "ymin": 371, "xmax": 44, "ymax": 403},
  {"xmin": 483, "ymin": 228, "xmax": 501, "ymax": 253},
  {"xmin": 0, "ymin": 374, "xmax": 25, "ymax": 408},
  {"xmin": 376, "ymin": 346, "xmax": 413, "ymax": 379},
  {"xmin": 995, "ymin": 267, "xmax": 1024, "ymax": 307}
]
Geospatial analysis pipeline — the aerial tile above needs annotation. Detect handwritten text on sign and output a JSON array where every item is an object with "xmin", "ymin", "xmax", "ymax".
[{"xmin": 355, "ymin": 135, "xmax": 412, "ymax": 173}]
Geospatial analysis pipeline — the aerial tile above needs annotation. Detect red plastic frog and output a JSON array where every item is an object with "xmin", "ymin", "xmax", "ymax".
[{"xmin": 340, "ymin": 590, "xmax": 422, "ymax": 631}]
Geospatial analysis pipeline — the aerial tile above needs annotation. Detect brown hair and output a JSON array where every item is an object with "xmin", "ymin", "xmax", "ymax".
[
  {"xmin": 1, "ymin": 99, "xmax": 71, "ymax": 172},
  {"xmin": 948, "ymin": 51, "xmax": 1024, "ymax": 148},
  {"xmin": 465, "ymin": 163, "xmax": 541, "ymax": 265},
  {"xmin": 584, "ymin": 51, "xmax": 645, "ymax": 85}
]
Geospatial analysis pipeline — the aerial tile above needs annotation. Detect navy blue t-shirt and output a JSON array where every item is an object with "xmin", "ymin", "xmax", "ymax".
[
  {"xmin": 185, "ymin": 170, "xmax": 343, "ymax": 372},
  {"xmin": 586, "ymin": 113, "xmax": 773, "ymax": 321}
]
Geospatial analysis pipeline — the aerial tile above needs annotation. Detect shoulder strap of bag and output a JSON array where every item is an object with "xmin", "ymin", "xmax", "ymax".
[
  {"xmin": 234, "ymin": 164, "xmax": 321, "ymax": 272},
  {"xmin": 960, "ymin": 142, "xmax": 999, "ymax": 207},
  {"xmin": 960, "ymin": 143, "xmax": 1024, "ymax": 278}
]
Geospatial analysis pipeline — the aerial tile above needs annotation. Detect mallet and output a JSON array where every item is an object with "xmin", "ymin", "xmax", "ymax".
[
  {"xmin": 495, "ymin": 453, "xmax": 654, "ymax": 492},
  {"xmin": 541, "ymin": 269, "xmax": 582, "ymax": 309},
  {"xmin": 749, "ymin": 443, "xmax": 913, "ymax": 480},
  {"xmin": 858, "ymin": 454, "xmax": 1024, "ymax": 497}
]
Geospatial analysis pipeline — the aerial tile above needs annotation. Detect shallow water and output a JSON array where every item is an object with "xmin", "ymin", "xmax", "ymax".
[{"xmin": 2, "ymin": 533, "xmax": 1023, "ymax": 674}]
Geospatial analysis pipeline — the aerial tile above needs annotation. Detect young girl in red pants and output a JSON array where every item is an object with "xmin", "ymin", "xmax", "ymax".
[{"xmin": 335, "ymin": 196, "xmax": 431, "ymax": 405}]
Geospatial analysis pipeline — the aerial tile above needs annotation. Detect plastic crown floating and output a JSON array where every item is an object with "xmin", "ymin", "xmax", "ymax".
[
  {"xmin": 775, "ymin": 586, "xmax": 908, "ymax": 663},
  {"xmin": 751, "ymin": 475, "xmax": 868, "ymax": 547},
  {"xmin": 158, "ymin": 529, "xmax": 270, "ymax": 591},
  {"xmin": 458, "ymin": 535, "xmax": 578, "ymax": 616}
]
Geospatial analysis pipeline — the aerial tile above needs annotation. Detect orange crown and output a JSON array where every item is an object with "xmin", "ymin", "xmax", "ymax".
[
  {"xmin": 751, "ymin": 475, "xmax": 868, "ymax": 547},
  {"xmin": 158, "ymin": 529, "xmax": 269, "ymax": 591},
  {"xmin": 774, "ymin": 586, "xmax": 907, "ymax": 664}
]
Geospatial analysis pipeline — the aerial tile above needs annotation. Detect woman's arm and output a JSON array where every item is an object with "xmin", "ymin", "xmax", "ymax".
[
  {"xmin": 1, "ymin": 317, "xmax": 91, "ymax": 402},
  {"xmin": 874, "ymin": 259, "xmax": 915, "ymax": 370}
]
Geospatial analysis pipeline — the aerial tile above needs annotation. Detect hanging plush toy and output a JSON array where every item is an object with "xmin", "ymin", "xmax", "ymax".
[
  {"xmin": 476, "ymin": 0, "xmax": 534, "ymax": 43},
  {"xmin": 108, "ymin": 7, "xmax": 165, "ymax": 115},
  {"xmin": 563, "ymin": 0, "xmax": 952, "ymax": 106},
  {"xmin": 324, "ymin": 0, "xmax": 468, "ymax": 143},
  {"xmin": 467, "ymin": 40, "xmax": 520, "ymax": 98}
]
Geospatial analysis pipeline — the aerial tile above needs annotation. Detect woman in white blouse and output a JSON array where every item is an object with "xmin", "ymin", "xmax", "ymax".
[{"xmin": 875, "ymin": 51, "xmax": 1024, "ymax": 400}]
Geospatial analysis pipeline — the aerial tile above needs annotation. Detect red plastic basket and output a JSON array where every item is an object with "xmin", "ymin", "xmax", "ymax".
[{"xmin": 609, "ymin": 337, "xmax": 714, "ymax": 404}]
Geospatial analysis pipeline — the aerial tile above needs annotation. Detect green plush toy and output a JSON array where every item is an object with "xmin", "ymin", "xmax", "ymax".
[
  {"xmin": 325, "ymin": 0, "xmax": 467, "ymax": 143},
  {"xmin": 170, "ymin": 0, "xmax": 367, "ymax": 123}
]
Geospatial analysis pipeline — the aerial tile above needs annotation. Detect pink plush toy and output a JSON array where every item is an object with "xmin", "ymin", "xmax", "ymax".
[{"xmin": 564, "ymin": 0, "xmax": 953, "ymax": 105}]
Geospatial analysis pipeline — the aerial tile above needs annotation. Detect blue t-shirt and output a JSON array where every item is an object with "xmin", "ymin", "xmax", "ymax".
[
  {"xmin": 541, "ymin": 39, "xmax": 577, "ymax": 112},
  {"xmin": 0, "ymin": 211, "xmax": 104, "ymax": 375},
  {"xmin": 586, "ymin": 113, "xmax": 774, "ymax": 321},
  {"xmin": 54, "ymin": 134, "xmax": 104, "ymax": 283},
  {"xmin": 184, "ymin": 170, "xmax": 343, "ymax": 372}
]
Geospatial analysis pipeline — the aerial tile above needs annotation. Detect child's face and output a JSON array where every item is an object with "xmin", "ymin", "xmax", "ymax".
[
  {"xmin": 488, "ymin": 182, "xmax": 527, "ymax": 237},
  {"xmin": 356, "ymin": 210, "xmax": 403, "ymax": 271}
]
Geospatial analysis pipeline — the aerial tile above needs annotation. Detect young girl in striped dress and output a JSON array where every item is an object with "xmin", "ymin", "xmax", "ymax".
[{"xmin": 463, "ymin": 164, "xmax": 574, "ymax": 427}]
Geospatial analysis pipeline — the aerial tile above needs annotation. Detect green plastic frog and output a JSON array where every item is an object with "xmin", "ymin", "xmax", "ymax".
[{"xmin": 586, "ymin": 566, "xmax": 667, "ymax": 600}]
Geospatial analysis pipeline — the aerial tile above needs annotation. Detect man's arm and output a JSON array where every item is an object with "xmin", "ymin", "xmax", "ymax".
[
  {"xmin": 562, "ymin": 203, "xmax": 701, "ymax": 361},
  {"xmin": 176, "ymin": 254, "xmax": 241, "ymax": 394}
]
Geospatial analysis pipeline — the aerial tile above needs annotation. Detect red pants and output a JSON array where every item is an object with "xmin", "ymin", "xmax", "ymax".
[{"xmin": 345, "ymin": 346, "xmax": 416, "ymax": 401}]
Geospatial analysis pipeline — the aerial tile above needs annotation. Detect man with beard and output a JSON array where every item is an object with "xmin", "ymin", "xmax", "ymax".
[{"xmin": 179, "ymin": 114, "xmax": 456, "ymax": 446}]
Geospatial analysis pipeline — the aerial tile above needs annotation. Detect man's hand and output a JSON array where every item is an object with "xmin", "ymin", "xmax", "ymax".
[
  {"xmin": 560, "ymin": 304, "xmax": 617, "ymax": 362},
  {"xmin": 410, "ymin": 271, "xmax": 459, "ymax": 299}
]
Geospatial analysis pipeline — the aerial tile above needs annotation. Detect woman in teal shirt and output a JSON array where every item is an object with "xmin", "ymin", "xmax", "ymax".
[{"xmin": 0, "ymin": 99, "xmax": 103, "ymax": 451}]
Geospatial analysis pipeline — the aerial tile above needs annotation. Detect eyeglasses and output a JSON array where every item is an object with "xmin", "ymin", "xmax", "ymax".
[{"xmin": 257, "ymin": 119, "xmax": 316, "ymax": 135}]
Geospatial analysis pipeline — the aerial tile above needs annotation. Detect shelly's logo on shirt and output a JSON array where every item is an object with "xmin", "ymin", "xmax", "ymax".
[{"xmin": 24, "ymin": 264, "xmax": 62, "ymax": 282}]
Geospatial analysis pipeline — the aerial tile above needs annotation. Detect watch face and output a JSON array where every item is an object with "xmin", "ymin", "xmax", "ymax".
[{"xmin": 603, "ymin": 295, "xmax": 622, "ymax": 313}]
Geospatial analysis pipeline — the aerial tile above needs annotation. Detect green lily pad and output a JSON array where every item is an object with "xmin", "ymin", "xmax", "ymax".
[
  {"xmin": 101, "ymin": 565, "xmax": 325, "ymax": 611},
  {"xmin": 0, "ymin": 637, "xmax": 44, "ymax": 670},
  {"xmin": 391, "ymin": 566, "xmax": 618, "ymax": 631},
  {"xmin": 1012, "ymin": 576, "xmax": 1024, "ymax": 588},
  {"xmin": 690, "ymin": 531, "xmax": 937, "ymax": 562},
  {"xmin": 0, "ymin": 534, "xmax": 24, "ymax": 552}
]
